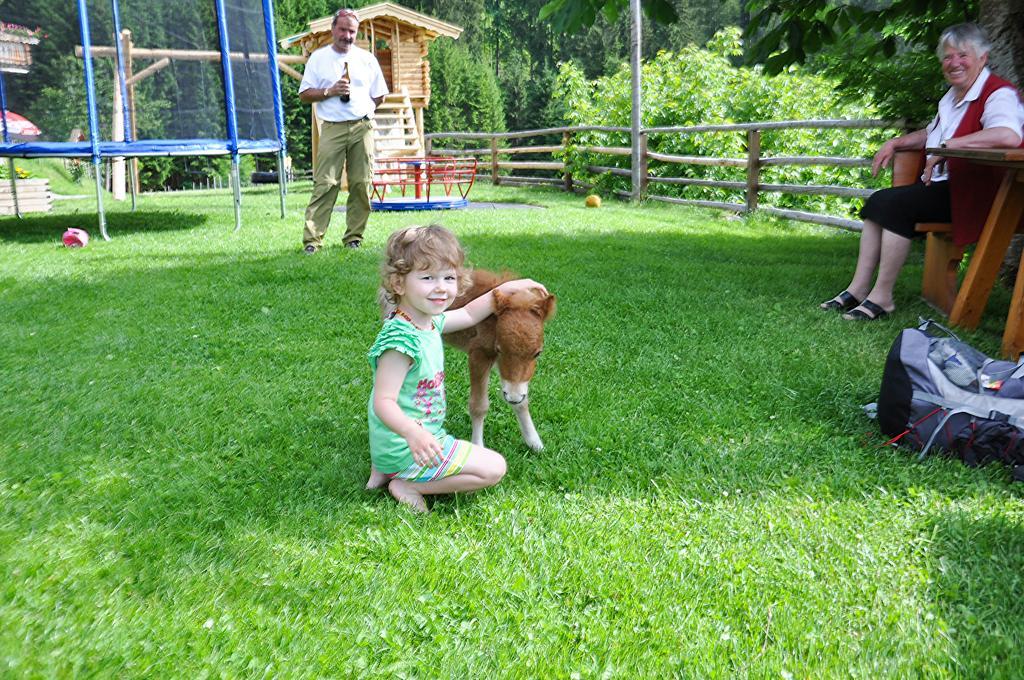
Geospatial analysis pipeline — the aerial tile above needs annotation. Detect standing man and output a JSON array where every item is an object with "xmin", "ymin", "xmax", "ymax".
[{"xmin": 299, "ymin": 8, "xmax": 389, "ymax": 254}]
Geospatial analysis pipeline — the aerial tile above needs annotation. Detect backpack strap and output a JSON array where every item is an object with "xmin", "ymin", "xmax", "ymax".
[
  {"xmin": 917, "ymin": 409, "xmax": 961, "ymax": 461},
  {"xmin": 912, "ymin": 389, "xmax": 1024, "ymax": 429},
  {"xmin": 918, "ymin": 317, "xmax": 960, "ymax": 340}
]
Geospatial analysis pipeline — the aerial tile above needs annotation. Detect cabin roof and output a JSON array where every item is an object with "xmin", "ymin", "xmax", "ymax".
[{"xmin": 279, "ymin": 2, "xmax": 463, "ymax": 50}]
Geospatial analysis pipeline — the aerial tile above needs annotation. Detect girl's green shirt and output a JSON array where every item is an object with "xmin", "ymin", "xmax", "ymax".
[{"xmin": 367, "ymin": 314, "xmax": 448, "ymax": 473}]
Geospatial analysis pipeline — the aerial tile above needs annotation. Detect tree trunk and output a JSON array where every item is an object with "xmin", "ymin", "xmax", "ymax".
[{"xmin": 979, "ymin": 0, "xmax": 1024, "ymax": 87}]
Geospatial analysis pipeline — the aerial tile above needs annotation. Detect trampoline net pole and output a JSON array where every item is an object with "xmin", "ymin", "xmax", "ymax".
[
  {"xmin": 0, "ymin": 77, "xmax": 18, "ymax": 219},
  {"xmin": 0, "ymin": 75, "xmax": 16, "ymax": 219},
  {"xmin": 94, "ymin": 160, "xmax": 109, "ymax": 241},
  {"xmin": 231, "ymin": 155, "xmax": 242, "ymax": 232},
  {"xmin": 128, "ymin": 155, "xmax": 138, "ymax": 211},
  {"xmin": 277, "ymin": 151, "xmax": 286, "ymax": 217},
  {"xmin": 77, "ymin": 0, "xmax": 106, "ymax": 237},
  {"xmin": 261, "ymin": 0, "xmax": 288, "ymax": 204},
  {"xmin": 6, "ymin": 159, "xmax": 21, "ymax": 218}
]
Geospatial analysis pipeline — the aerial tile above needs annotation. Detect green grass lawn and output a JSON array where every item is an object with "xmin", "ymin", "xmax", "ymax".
[{"xmin": 2, "ymin": 183, "xmax": 1023, "ymax": 677}]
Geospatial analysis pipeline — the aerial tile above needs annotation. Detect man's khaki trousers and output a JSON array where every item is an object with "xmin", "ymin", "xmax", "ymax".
[{"xmin": 303, "ymin": 118, "xmax": 374, "ymax": 248}]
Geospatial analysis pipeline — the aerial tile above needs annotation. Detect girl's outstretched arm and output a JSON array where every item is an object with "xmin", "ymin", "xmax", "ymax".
[
  {"xmin": 373, "ymin": 349, "xmax": 443, "ymax": 466},
  {"xmin": 443, "ymin": 278, "xmax": 548, "ymax": 333}
]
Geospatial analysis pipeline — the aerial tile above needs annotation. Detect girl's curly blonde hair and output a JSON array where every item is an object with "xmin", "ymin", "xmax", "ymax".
[{"xmin": 378, "ymin": 225, "xmax": 473, "ymax": 310}]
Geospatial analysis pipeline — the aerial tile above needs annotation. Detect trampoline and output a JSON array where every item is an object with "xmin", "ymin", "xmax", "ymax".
[
  {"xmin": 0, "ymin": 0, "xmax": 288, "ymax": 239},
  {"xmin": 371, "ymin": 156, "xmax": 477, "ymax": 211}
]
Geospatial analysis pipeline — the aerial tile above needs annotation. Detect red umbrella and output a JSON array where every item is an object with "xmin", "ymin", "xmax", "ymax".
[{"xmin": 1, "ymin": 110, "xmax": 41, "ymax": 141}]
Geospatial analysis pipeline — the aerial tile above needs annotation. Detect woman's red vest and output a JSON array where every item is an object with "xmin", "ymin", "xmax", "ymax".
[{"xmin": 947, "ymin": 72, "xmax": 1024, "ymax": 245}]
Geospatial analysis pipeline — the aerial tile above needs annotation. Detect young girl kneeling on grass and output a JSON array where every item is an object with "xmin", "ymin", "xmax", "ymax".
[{"xmin": 366, "ymin": 225, "xmax": 546, "ymax": 513}]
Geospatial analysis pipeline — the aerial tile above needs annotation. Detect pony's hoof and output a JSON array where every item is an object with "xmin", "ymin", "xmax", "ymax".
[{"xmin": 525, "ymin": 436, "xmax": 544, "ymax": 452}]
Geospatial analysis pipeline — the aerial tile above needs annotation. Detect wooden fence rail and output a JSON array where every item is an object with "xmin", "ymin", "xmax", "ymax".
[{"xmin": 425, "ymin": 120, "xmax": 906, "ymax": 232}]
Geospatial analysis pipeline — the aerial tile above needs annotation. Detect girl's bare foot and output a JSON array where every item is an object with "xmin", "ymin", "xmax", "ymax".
[
  {"xmin": 388, "ymin": 479, "xmax": 428, "ymax": 513},
  {"xmin": 365, "ymin": 467, "xmax": 389, "ymax": 490}
]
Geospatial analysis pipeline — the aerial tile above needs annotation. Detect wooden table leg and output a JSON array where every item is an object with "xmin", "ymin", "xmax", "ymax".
[
  {"xmin": 948, "ymin": 171, "xmax": 1022, "ymax": 329},
  {"xmin": 998, "ymin": 170, "xmax": 1024, "ymax": 358}
]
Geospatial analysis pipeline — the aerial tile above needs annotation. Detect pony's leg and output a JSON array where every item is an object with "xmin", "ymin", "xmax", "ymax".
[
  {"xmin": 498, "ymin": 377, "xmax": 543, "ymax": 451},
  {"xmin": 510, "ymin": 398, "xmax": 543, "ymax": 451},
  {"xmin": 468, "ymin": 349, "xmax": 494, "ymax": 447}
]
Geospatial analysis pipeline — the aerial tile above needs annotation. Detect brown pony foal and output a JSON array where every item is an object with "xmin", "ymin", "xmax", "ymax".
[{"xmin": 444, "ymin": 270, "xmax": 556, "ymax": 451}]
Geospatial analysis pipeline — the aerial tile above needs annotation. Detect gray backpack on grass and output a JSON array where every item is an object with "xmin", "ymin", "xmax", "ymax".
[{"xmin": 875, "ymin": 319, "xmax": 1024, "ymax": 480}]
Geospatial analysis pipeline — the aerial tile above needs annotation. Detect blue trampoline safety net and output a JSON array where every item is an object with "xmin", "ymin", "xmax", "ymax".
[{"xmin": 0, "ymin": 0, "xmax": 284, "ymax": 159}]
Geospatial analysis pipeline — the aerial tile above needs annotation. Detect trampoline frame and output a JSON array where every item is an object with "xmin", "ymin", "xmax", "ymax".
[{"xmin": 0, "ymin": 0, "xmax": 288, "ymax": 240}]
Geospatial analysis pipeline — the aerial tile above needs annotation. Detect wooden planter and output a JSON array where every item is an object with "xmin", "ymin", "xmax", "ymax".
[{"xmin": 0, "ymin": 178, "xmax": 52, "ymax": 215}]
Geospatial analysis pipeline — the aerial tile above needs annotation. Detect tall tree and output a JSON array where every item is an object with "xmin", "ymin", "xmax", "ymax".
[
  {"xmin": 742, "ymin": 0, "xmax": 1023, "ymax": 119},
  {"xmin": 539, "ymin": 0, "xmax": 678, "ymax": 32},
  {"xmin": 540, "ymin": 0, "xmax": 1022, "ymax": 100}
]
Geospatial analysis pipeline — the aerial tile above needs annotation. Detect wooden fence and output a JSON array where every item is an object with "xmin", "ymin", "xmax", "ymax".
[{"xmin": 425, "ymin": 120, "xmax": 907, "ymax": 232}]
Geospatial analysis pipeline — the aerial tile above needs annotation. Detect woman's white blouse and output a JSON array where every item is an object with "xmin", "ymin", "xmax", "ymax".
[{"xmin": 925, "ymin": 67, "xmax": 1024, "ymax": 182}]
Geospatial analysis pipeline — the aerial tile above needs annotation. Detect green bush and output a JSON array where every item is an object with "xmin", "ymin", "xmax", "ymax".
[{"xmin": 554, "ymin": 27, "xmax": 903, "ymax": 217}]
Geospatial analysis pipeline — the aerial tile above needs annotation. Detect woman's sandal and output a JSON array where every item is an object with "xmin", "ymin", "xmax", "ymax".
[
  {"xmin": 842, "ymin": 299, "xmax": 891, "ymax": 321},
  {"xmin": 819, "ymin": 290, "xmax": 861, "ymax": 312}
]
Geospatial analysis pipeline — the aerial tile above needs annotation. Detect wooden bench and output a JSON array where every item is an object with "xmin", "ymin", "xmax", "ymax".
[{"xmin": 891, "ymin": 150, "xmax": 962, "ymax": 314}]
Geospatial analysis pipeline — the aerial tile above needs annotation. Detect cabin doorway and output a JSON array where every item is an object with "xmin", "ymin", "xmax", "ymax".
[{"xmin": 375, "ymin": 46, "xmax": 394, "ymax": 92}]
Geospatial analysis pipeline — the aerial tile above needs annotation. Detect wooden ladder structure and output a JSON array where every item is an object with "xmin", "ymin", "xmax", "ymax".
[
  {"xmin": 336, "ymin": 87, "xmax": 423, "ymax": 191},
  {"xmin": 373, "ymin": 87, "xmax": 423, "ymax": 160}
]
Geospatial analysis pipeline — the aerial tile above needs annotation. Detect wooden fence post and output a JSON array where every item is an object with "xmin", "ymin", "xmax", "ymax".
[
  {"xmin": 639, "ymin": 131, "xmax": 649, "ymax": 198},
  {"xmin": 746, "ymin": 128, "xmax": 761, "ymax": 212},
  {"xmin": 424, "ymin": 136, "xmax": 432, "ymax": 157},
  {"xmin": 491, "ymin": 137, "xmax": 499, "ymax": 186},
  {"xmin": 562, "ymin": 130, "xmax": 573, "ymax": 192}
]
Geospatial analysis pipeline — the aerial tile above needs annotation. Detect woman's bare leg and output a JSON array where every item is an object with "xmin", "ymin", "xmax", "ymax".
[
  {"xmin": 821, "ymin": 219, "xmax": 884, "ymax": 308},
  {"xmin": 846, "ymin": 219, "xmax": 886, "ymax": 300},
  {"xmin": 848, "ymin": 229, "xmax": 912, "ymax": 315}
]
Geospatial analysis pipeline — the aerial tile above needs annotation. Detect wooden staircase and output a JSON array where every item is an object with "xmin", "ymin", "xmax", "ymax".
[
  {"xmin": 373, "ymin": 88, "xmax": 423, "ymax": 159},
  {"xmin": 336, "ymin": 88, "xmax": 423, "ymax": 191}
]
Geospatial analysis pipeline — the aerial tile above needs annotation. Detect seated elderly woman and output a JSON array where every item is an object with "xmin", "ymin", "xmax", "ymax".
[{"xmin": 820, "ymin": 22, "xmax": 1024, "ymax": 321}]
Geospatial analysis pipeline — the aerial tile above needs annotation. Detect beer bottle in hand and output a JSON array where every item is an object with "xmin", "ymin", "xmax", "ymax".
[{"xmin": 340, "ymin": 62, "xmax": 351, "ymax": 103}]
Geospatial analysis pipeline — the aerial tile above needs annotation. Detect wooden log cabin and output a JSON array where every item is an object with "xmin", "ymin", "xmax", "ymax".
[
  {"xmin": 279, "ymin": 2, "xmax": 463, "ymax": 166},
  {"xmin": 0, "ymin": 25, "xmax": 39, "ymax": 75}
]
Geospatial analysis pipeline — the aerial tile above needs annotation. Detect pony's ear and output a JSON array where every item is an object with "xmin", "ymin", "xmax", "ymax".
[
  {"xmin": 493, "ymin": 288, "xmax": 511, "ymax": 314},
  {"xmin": 532, "ymin": 292, "xmax": 556, "ymax": 320}
]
